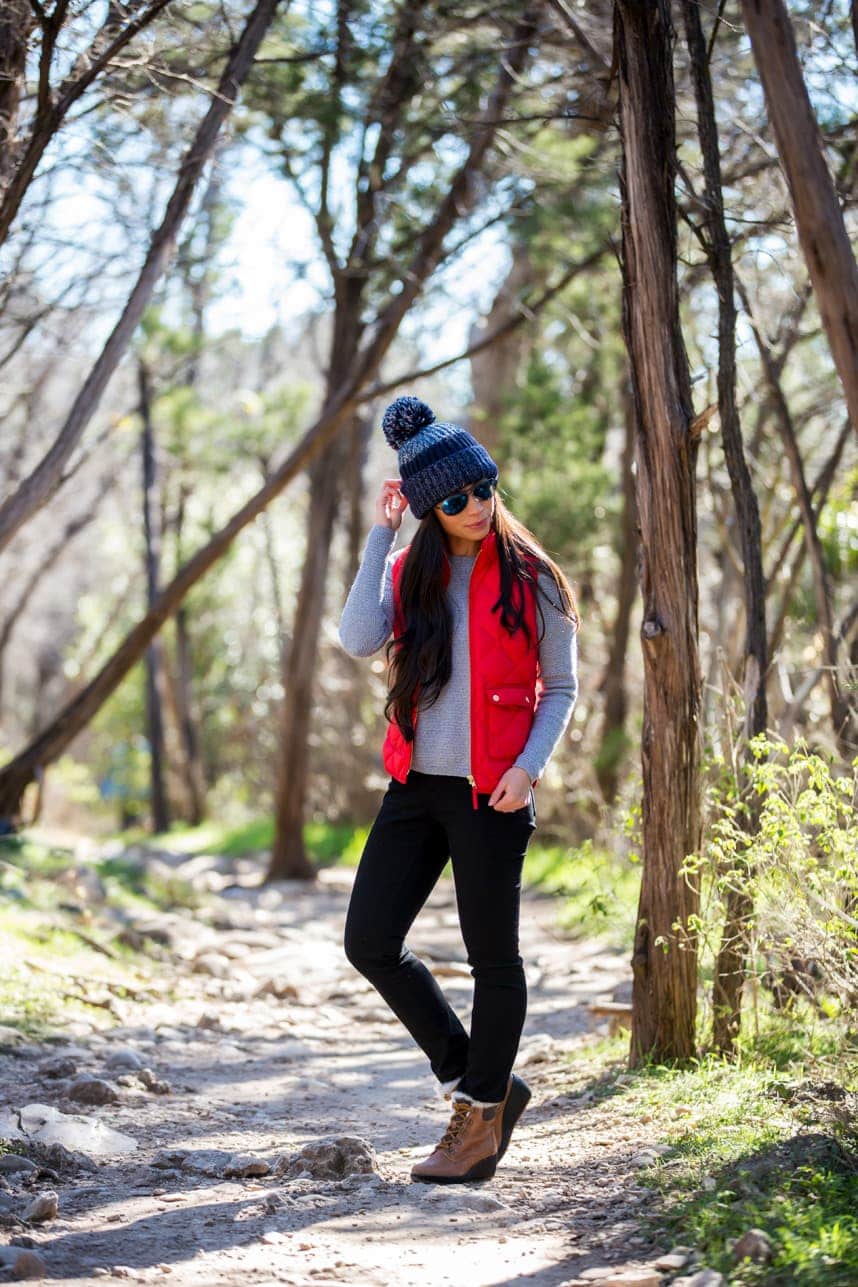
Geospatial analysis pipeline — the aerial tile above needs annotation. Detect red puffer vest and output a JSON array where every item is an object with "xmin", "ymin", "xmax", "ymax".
[{"xmin": 381, "ymin": 529, "xmax": 543, "ymax": 809}]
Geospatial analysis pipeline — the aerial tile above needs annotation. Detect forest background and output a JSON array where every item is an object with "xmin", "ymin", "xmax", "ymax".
[{"xmin": 0, "ymin": 1, "xmax": 857, "ymax": 1279}]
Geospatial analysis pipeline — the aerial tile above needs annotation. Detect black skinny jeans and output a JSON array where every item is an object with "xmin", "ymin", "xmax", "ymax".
[{"xmin": 343, "ymin": 769, "xmax": 537, "ymax": 1104}]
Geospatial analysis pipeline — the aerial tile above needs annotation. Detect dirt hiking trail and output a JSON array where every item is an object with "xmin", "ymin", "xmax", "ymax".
[{"xmin": 0, "ymin": 845, "xmax": 699, "ymax": 1286}]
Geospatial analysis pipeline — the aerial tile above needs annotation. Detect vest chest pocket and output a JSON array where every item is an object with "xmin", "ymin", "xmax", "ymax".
[{"xmin": 485, "ymin": 684, "xmax": 534, "ymax": 761}]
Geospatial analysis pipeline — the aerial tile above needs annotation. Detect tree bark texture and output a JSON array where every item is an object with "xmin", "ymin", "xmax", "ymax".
[
  {"xmin": 172, "ymin": 603, "xmax": 207, "ymax": 826},
  {"xmin": 614, "ymin": 0, "xmax": 702, "ymax": 1066},
  {"xmin": 679, "ymin": 0, "xmax": 769, "ymax": 1054},
  {"xmin": 740, "ymin": 0, "xmax": 858, "ymax": 436},
  {"xmin": 0, "ymin": 1, "xmax": 35, "ymax": 190}
]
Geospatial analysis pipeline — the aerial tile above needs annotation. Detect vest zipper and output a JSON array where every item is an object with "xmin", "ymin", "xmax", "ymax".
[{"xmin": 466, "ymin": 540, "xmax": 485, "ymax": 813}]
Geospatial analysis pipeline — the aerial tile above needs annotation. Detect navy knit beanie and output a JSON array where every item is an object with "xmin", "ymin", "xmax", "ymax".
[{"xmin": 381, "ymin": 395, "xmax": 499, "ymax": 520}]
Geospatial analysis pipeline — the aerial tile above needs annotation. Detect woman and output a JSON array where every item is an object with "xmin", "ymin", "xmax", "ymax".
[{"xmin": 338, "ymin": 395, "xmax": 579, "ymax": 1184}]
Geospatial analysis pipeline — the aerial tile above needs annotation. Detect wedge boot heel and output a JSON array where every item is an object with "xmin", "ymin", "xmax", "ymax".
[
  {"xmin": 412, "ymin": 1151, "xmax": 499, "ymax": 1184},
  {"xmin": 497, "ymin": 1073, "xmax": 531, "ymax": 1160}
]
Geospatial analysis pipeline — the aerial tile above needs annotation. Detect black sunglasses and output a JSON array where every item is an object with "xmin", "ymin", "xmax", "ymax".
[{"xmin": 435, "ymin": 478, "xmax": 497, "ymax": 517}]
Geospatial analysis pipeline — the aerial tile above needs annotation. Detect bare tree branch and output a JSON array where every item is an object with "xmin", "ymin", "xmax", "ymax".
[
  {"xmin": 0, "ymin": 0, "xmax": 175, "ymax": 246},
  {"xmin": 0, "ymin": 0, "xmax": 284, "ymax": 554},
  {"xmin": 361, "ymin": 242, "xmax": 610, "ymax": 401}
]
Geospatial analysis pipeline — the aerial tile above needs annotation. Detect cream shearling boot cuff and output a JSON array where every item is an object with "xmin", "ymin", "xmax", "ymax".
[
  {"xmin": 451, "ymin": 1090, "xmax": 501, "ymax": 1109},
  {"xmin": 439, "ymin": 1076, "xmax": 462, "ymax": 1100}
]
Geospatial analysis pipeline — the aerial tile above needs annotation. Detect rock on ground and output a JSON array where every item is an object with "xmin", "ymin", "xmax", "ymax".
[
  {"xmin": 274, "ymin": 1136, "xmax": 379, "ymax": 1180},
  {"xmin": 67, "ymin": 1077, "xmax": 119, "ymax": 1106},
  {"xmin": 223, "ymin": 1153, "xmax": 271, "ymax": 1178},
  {"xmin": 21, "ymin": 1191, "xmax": 58, "ymax": 1223},
  {"xmin": 731, "ymin": 1228, "xmax": 773, "ymax": 1264}
]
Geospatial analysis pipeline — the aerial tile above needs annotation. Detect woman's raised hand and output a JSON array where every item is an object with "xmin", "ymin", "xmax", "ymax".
[{"xmin": 375, "ymin": 479, "xmax": 409, "ymax": 532}]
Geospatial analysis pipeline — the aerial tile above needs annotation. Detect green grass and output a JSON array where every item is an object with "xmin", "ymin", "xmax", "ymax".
[
  {"xmin": 523, "ymin": 837, "xmax": 639, "ymax": 948},
  {"xmin": 0, "ymin": 834, "xmax": 75, "ymax": 882},
  {"xmin": 304, "ymin": 821, "xmax": 370, "ymax": 867},
  {"xmin": 571, "ymin": 1012, "xmax": 858, "ymax": 1285},
  {"xmin": 132, "ymin": 815, "xmax": 372, "ymax": 869},
  {"xmin": 0, "ymin": 834, "xmax": 188, "ymax": 1041},
  {"xmin": 0, "ymin": 913, "xmax": 91, "ymax": 957},
  {"xmin": 0, "ymin": 963, "xmax": 63, "ymax": 1040},
  {"xmin": 93, "ymin": 853, "xmax": 202, "ymax": 911}
]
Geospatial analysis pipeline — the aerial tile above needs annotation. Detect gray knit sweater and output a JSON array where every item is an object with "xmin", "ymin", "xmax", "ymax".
[{"xmin": 338, "ymin": 525, "xmax": 578, "ymax": 783}]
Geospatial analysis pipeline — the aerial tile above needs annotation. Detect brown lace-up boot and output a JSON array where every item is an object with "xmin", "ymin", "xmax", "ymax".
[{"xmin": 410, "ymin": 1099, "xmax": 500, "ymax": 1184}]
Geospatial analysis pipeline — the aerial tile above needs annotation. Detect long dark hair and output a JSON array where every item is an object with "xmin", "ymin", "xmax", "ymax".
[{"xmin": 384, "ymin": 492, "xmax": 580, "ymax": 741}]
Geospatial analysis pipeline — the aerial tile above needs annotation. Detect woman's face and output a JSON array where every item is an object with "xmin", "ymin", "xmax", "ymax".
[{"xmin": 433, "ymin": 478, "xmax": 497, "ymax": 544}]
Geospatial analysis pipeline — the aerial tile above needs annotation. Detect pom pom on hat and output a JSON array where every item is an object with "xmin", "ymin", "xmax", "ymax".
[
  {"xmin": 382, "ymin": 395, "xmax": 436, "ymax": 449},
  {"xmin": 380, "ymin": 393, "xmax": 499, "ymax": 518}
]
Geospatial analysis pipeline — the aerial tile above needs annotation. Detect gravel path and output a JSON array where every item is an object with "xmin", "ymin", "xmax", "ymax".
[{"xmin": 0, "ymin": 855, "xmax": 695, "ymax": 1285}]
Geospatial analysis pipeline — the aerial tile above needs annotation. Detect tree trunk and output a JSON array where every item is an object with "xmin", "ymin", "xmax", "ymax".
[
  {"xmin": 594, "ymin": 376, "xmax": 638, "ymax": 804},
  {"xmin": 679, "ymin": 0, "xmax": 770, "ymax": 1054},
  {"xmin": 740, "ymin": 0, "xmax": 858, "ymax": 437},
  {"xmin": 139, "ymin": 360, "xmax": 170, "ymax": 834},
  {"xmin": 614, "ymin": 0, "xmax": 702, "ymax": 1067},
  {"xmin": 162, "ymin": 160, "xmax": 227, "ymax": 826},
  {"xmin": 160, "ymin": 483, "xmax": 207, "ymax": 826},
  {"xmin": 0, "ymin": 480, "xmax": 108, "ymax": 712},
  {"xmin": 259, "ymin": 501, "xmax": 290, "ymax": 673},
  {"xmin": 468, "ymin": 243, "xmax": 539, "ymax": 455},
  {"xmin": 0, "ymin": 0, "xmax": 281, "ymax": 555},
  {"xmin": 0, "ymin": 2, "xmax": 35, "ymax": 191},
  {"xmin": 736, "ymin": 275, "xmax": 857, "ymax": 758},
  {"xmin": 173, "ymin": 606, "xmax": 207, "ymax": 825},
  {"xmin": 156, "ymin": 619, "xmax": 205, "ymax": 827},
  {"xmin": 346, "ymin": 413, "xmax": 374, "ymax": 586},
  {"xmin": 767, "ymin": 416, "xmax": 853, "ymax": 666},
  {"xmin": 267, "ymin": 431, "xmax": 351, "ymax": 881},
  {"xmin": 267, "ymin": 270, "xmax": 367, "ymax": 882}
]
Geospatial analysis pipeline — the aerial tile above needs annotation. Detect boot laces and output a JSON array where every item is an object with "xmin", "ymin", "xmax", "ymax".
[{"xmin": 438, "ymin": 1100, "xmax": 475, "ymax": 1153}]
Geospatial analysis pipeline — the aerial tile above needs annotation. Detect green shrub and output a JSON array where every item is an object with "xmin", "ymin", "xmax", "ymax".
[{"xmin": 683, "ymin": 734, "xmax": 858, "ymax": 1042}]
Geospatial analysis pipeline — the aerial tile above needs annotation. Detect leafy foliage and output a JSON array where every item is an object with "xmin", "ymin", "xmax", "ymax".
[{"xmin": 684, "ymin": 734, "xmax": 858, "ymax": 1037}]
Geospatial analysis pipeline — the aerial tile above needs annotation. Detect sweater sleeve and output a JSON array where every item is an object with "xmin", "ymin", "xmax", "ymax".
[
  {"xmin": 337, "ymin": 524, "xmax": 398, "ymax": 657},
  {"xmin": 512, "ymin": 571, "xmax": 579, "ymax": 784}
]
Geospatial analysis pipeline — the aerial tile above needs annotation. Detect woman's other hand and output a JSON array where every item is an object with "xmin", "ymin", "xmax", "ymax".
[
  {"xmin": 375, "ymin": 479, "xmax": 409, "ymax": 531},
  {"xmin": 488, "ymin": 766, "xmax": 532, "ymax": 811}
]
